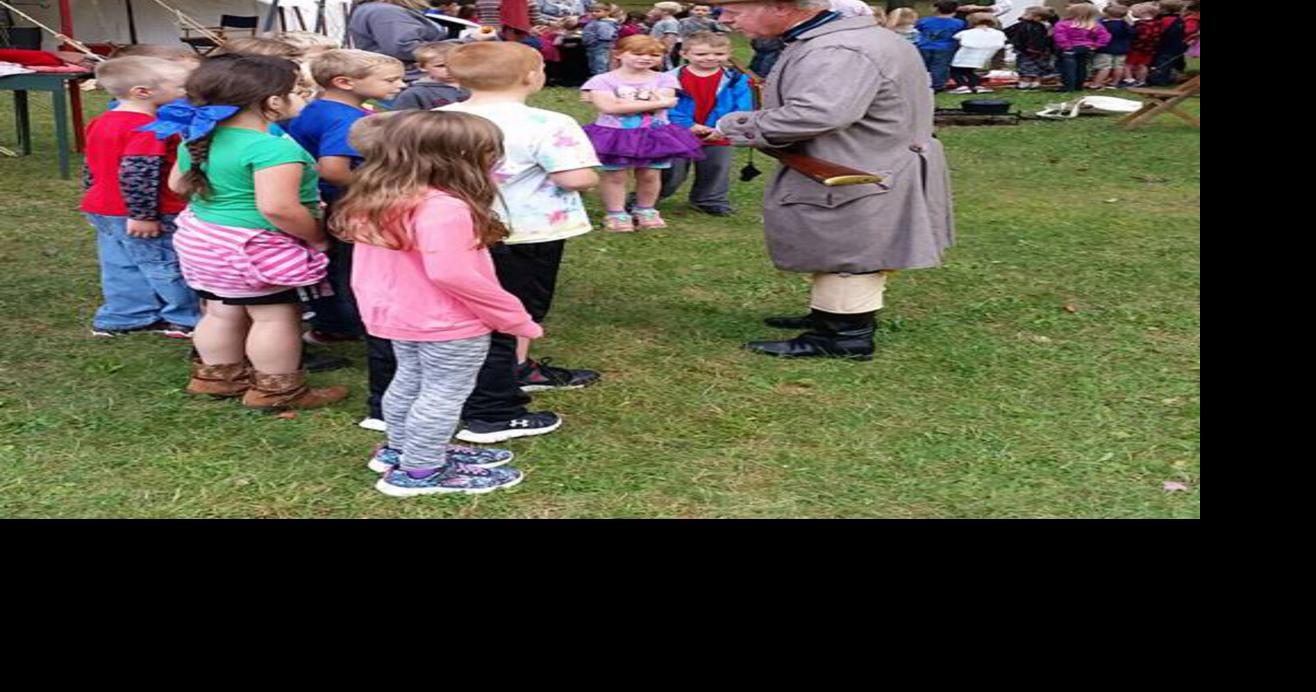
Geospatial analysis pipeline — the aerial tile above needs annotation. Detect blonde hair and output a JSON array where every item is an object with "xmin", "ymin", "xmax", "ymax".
[
  {"xmin": 275, "ymin": 31, "xmax": 341, "ymax": 52},
  {"xmin": 886, "ymin": 7, "xmax": 918, "ymax": 30},
  {"xmin": 1064, "ymin": 3, "xmax": 1101, "ymax": 27},
  {"xmin": 446, "ymin": 42, "xmax": 543, "ymax": 92},
  {"xmin": 967, "ymin": 11, "xmax": 999, "ymax": 28},
  {"xmin": 653, "ymin": 2, "xmax": 682, "ymax": 16},
  {"xmin": 309, "ymin": 48, "xmax": 404, "ymax": 89},
  {"xmin": 1103, "ymin": 4, "xmax": 1130, "ymax": 18},
  {"xmin": 1130, "ymin": 2, "xmax": 1160, "ymax": 19},
  {"xmin": 331, "ymin": 110, "xmax": 509, "ymax": 250},
  {"xmin": 216, "ymin": 36, "xmax": 301, "ymax": 59},
  {"xmin": 413, "ymin": 41, "xmax": 458, "ymax": 66},
  {"xmin": 94, "ymin": 56, "xmax": 191, "ymax": 98},
  {"xmin": 682, "ymin": 31, "xmax": 731, "ymax": 50},
  {"xmin": 615, "ymin": 35, "xmax": 667, "ymax": 56},
  {"xmin": 1022, "ymin": 5, "xmax": 1050, "ymax": 20}
]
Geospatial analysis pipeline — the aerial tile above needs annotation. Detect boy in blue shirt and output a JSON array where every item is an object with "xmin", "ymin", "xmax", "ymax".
[
  {"xmin": 915, "ymin": 1, "xmax": 968, "ymax": 92},
  {"xmin": 287, "ymin": 48, "xmax": 404, "ymax": 345},
  {"xmin": 659, "ymin": 32, "xmax": 753, "ymax": 216},
  {"xmin": 1091, "ymin": 4, "xmax": 1134, "ymax": 89}
]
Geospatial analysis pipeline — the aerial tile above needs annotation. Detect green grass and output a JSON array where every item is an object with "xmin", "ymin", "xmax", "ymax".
[{"xmin": 0, "ymin": 81, "xmax": 1199, "ymax": 518}]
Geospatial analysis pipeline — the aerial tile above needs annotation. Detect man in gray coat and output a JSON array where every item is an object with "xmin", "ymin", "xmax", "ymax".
[{"xmin": 713, "ymin": 0, "xmax": 955, "ymax": 360}]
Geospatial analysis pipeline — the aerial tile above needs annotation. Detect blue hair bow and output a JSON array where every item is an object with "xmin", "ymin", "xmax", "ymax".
[{"xmin": 137, "ymin": 100, "xmax": 240, "ymax": 142}]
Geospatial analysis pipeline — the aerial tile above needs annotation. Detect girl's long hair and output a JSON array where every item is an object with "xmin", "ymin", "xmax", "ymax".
[
  {"xmin": 1065, "ymin": 3, "xmax": 1101, "ymax": 29},
  {"xmin": 330, "ymin": 110, "xmax": 508, "ymax": 250}
]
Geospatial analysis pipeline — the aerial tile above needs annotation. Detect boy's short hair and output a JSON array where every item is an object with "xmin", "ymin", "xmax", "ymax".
[
  {"xmin": 1023, "ymin": 5, "xmax": 1049, "ymax": 19},
  {"xmin": 967, "ymin": 12, "xmax": 999, "ymax": 27},
  {"xmin": 446, "ymin": 42, "xmax": 543, "ymax": 92},
  {"xmin": 94, "ymin": 56, "xmax": 190, "ymax": 98},
  {"xmin": 1157, "ymin": 0, "xmax": 1185, "ymax": 12},
  {"xmin": 310, "ymin": 49, "xmax": 405, "ymax": 88},
  {"xmin": 653, "ymin": 2, "xmax": 683, "ymax": 15},
  {"xmin": 934, "ymin": 1, "xmax": 961, "ymax": 13},
  {"xmin": 110, "ymin": 43, "xmax": 198, "ymax": 63},
  {"xmin": 216, "ymin": 36, "xmax": 302, "ymax": 59},
  {"xmin": 1103, "ymin": 4, "xmax": 1130, "ymax": 17},
  {"xmin": 681, "ymin": 31, "xmax": 731, "ymax": 50},
  {"xmin": 413, "ymin": 41, "xmax": 458, "ymax": 66}
]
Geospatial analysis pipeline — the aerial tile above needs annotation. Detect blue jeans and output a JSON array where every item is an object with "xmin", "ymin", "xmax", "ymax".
[
  {"xmin": 1059, "ymin": 47, "xmax": 1092, "ymax": 91},
  {"xmin": 586, "ymin": 45, "xmax": 611, "ymax": 76},
  {"xmin": 86, "ymin": 213, "xmax": 199, "ymax": 330},
  {"xmin": 920, "ymin": 47, "xmax": 955, "ymax": 91}
]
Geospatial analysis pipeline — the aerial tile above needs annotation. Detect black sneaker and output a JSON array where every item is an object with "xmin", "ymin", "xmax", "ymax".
[
  {"xmin": 456, "ymin": 411, "xmax": 563, "ymax": 444},
  {"xmin": 693, "ymin": 205, "xmax": 734, "ymax": 217},
  {"xmin": 516, "ymin": 358, "xmax": 601, "ymax": 392}
]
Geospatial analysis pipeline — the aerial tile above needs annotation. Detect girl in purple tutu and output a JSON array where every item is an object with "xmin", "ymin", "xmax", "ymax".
[{"xmin": 581, "ymin": 35, "xmax": 705, "ymax": 232}]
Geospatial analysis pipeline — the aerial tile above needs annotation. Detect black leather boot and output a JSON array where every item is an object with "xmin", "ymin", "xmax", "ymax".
[
  {"xmin": 763, "ymin": 313, "xmax": 814, "ymax": 329},
  {"xmin": 745, "ymin": 311, "xmax": 876, "ymax": 360}
]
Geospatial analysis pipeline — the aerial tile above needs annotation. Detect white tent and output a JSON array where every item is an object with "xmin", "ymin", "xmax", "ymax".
[{"xmin": 19, "ymin": 0, "xmax": 355, "ymax": 50}]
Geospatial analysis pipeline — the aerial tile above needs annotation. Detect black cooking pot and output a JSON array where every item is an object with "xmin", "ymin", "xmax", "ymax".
[{"xmin": 961, "ymin": 99, "xmax": 1012, "ymax": 115}]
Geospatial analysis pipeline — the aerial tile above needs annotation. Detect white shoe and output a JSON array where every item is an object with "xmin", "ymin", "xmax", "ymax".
[
  {"xmin": 358, "ymin": 417, "xmax": 387, "ymax": 432},
  {"xmin": 973, "ymin": 86, "xmax": 994, "ymax": 93},
  {"xmin": 949, "ymin": 86, "xmax": 974, "ymax": 94}
]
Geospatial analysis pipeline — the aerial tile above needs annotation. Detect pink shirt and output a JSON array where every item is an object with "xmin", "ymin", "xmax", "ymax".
[
  {"xmin": 351, "ymin": 191, "xmax": 543, "ymax": 342},
  {"xmin": 1053, "ymin": 20, "xmax": 1112, "ymax": 51}
]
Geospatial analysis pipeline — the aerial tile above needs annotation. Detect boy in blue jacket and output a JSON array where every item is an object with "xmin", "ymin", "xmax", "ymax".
[{"xmin": 659, "ymin": 31, "xmax": 753, "ymax": 216}]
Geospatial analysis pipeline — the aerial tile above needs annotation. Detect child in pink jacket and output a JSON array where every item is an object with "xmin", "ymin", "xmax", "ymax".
[
  {"xmin": 333, "ymin": 110, "xmax": 539, "ymax": 498},
  {"xmin": 1053, "ymin": 3, "xmax": 1112, "ymax": 91}
]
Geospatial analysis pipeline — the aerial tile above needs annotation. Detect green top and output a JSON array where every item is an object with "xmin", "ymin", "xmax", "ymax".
[{"xmin": 177, "ymin": 126, "xmax": 320, "ymax": 230}]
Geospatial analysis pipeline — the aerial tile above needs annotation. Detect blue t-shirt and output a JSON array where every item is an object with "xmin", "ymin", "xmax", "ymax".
[
  {"xmin": 1098, "ymin": 18, "xmax": 1133, "ymax": 55},
  {"xmin": 915, "ymin": 16, "xmax": 967, "ymax": 51},
  {"xmin": 285, "ymin": 99, "xmax": 367, "ymax": 201}
]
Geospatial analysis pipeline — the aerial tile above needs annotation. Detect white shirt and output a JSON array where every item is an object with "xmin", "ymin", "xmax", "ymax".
[
  {"xmin": 951, "ymin": 27, "xmax": 1007, "ymax": 68},
  {"xmin": 438, "ymin": 101, "xmax": 600, "ymax": 244},
  {"xmin": 828, "ymin": 0, "xmax": 875, "ymax": 19}
]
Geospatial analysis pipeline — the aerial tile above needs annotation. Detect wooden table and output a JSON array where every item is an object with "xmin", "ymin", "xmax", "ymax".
[{"xmin": 0, "ymin": 71, "xmax": 92, "ymax": 180}]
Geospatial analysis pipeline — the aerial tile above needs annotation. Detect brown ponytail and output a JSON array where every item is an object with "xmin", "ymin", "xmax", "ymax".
[{"xmin": 181, "ymin": 133, "xmax": 216, "ymax": 199}]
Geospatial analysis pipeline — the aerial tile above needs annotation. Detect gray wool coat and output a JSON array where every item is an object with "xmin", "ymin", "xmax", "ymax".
[{"xmin": 716, "ymin": 16, "xmax": 955, "ymax": 273}]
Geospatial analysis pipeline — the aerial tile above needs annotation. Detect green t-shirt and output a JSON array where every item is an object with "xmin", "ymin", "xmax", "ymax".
[{"xmin": 177, "ymin": 126, "xmax": 320, "ymax": 230}]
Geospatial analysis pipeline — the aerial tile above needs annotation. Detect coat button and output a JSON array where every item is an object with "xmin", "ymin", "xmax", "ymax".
[{"xmin": 909, "ymin": 144, "xmax": 924, "ymax": 153}]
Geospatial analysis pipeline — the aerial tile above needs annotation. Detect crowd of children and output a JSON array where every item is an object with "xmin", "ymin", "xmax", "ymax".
[
  {"xmin": 898, "ymin": 0, "xmax": 1198, "ymax": 94},
  {"xmin": 78, "ymin": 2, "xmax": 749, "ymax": 498}
]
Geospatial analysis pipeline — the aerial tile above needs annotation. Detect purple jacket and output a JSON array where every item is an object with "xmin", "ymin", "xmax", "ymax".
[{"xmin": 1053, "ymin": 20, "xmax": 1112, "ymax": 51}]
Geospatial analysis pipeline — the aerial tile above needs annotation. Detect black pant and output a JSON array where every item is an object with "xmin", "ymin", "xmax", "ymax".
[
  {"xmin": 366, "ymin": 334, "xmax": 396, "ymax": 420},
  {"xmin": 950, "ymin": 66, "xmax": 981, "ymax": 91},
  {"xmin": 1059, "ymin": 48, "xmax": 1092, "ymax": 91},
  {"xmin": 309, "ymin": 238, "xmax": 364, "ymax": 337},
  {"xmin": 459, "ymin": 240, "xmax": 566, "ymax": 422}
]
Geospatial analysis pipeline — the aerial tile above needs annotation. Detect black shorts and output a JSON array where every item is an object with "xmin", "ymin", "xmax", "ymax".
[
  {"xmin": 490, "ymin": 240, "xmax": 565, "ymax": 323},
  {"xmin": 196, "ymin": 285, "xmax": 327, "ymax": 306}
]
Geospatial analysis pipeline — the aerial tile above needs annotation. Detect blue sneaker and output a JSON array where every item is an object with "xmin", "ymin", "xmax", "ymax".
[
  {"xmin": 375, "ymin": 463, "xmax": 524, "ymax": 497},
  {"xmin": 367, "ymin": 444, "xmax": 515, "ymax": 474}
]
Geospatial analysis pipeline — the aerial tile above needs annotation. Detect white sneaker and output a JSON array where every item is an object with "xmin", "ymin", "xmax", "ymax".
[
  {"xmin": 949, "ymin": 86, "xmax": 974, "ymax": 94},
  {"xmin": 358, "ymin": 417, "xmax": 387, "ymax": 432},
  {"xmin": 973, "ymin": 86, "xmax": 994, "ymax": 93}
]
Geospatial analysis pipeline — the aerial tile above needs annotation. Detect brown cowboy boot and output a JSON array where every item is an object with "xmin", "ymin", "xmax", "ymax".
[
  {"xmin": 186, "ymin": 362, "xmax": 252, "ymax": 398},
  {"xmin": 242, "ymin": 370, "xmax": 348, "ymax": 410}
]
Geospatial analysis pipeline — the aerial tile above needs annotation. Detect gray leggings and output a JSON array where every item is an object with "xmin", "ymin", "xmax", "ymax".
[{"xmin": 383, "ymin": 335, "xmax": 491, "ymax": 471}]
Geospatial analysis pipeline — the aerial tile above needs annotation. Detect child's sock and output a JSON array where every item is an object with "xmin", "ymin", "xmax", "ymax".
[{"xmin": 606, "ymin": 210, "xmax": 630, "ymax": 217}]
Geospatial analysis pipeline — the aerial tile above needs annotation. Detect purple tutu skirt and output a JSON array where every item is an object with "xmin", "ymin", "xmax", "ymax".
[{"xmin": 584, "ymin": 123, "xmax": 706, "ymax": 167}]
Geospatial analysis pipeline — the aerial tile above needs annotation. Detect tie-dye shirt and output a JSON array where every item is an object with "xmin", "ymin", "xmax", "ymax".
[{"xmin": 440, "ymin": 101, "xmax": 600, "ymax": 244}]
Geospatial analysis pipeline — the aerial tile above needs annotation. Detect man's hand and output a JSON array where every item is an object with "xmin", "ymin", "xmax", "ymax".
[{"xmin": 126, "ymin": 219, "xmax": 162, "ymax": 238}]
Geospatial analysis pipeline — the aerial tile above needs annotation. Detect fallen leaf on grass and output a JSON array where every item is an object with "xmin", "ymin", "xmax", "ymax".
[
  {"xmin": 275, "ymin": 411, "xmax": 299, "ymax": 420},
  {"xmin": 1062, "ymin": 303, "xmax": 1080, "ymax": 313},
  {"xmin": 1162, "ymin": 481, "xmax": 1189, "ymax": 492}
]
